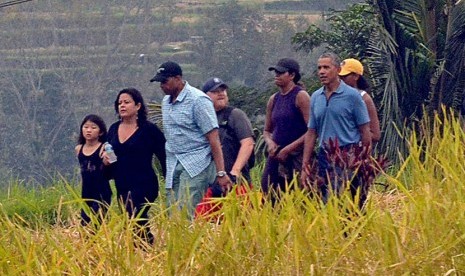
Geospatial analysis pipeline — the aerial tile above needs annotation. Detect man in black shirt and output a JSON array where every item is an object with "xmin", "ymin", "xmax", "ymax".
[{"xmin": 202, "ymin": 77, "xmax": 255, "ymax": 184}]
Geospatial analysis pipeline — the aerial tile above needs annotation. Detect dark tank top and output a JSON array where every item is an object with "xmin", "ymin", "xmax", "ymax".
[
  {"xmin": 78, "ymin": 143, "xmax": 111, "ymax": 199},
  {"xmin": 271, "ymin": 86, "xmax": 307, "ymax": 147}
]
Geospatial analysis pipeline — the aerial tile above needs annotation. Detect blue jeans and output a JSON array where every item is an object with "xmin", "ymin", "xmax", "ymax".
[{"xmin": 166, "ymin": 160, "xmax": 216, "ymax": 219}]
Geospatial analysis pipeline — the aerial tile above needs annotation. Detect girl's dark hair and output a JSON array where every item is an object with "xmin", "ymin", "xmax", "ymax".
[
  {"xmin": 77, "ymin": 114, "xmax": 107, "ymax": 145},
  {"xmin": 114, "ymin": 87, "xmax": 148, "ymax": 125},
  {"xmin": 357, "ymin": 75, "xmax": 371, "ymax": 92}
]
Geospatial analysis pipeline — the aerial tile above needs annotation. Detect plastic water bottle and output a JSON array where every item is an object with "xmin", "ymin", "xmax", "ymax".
[{"xmin": 104, "ymin": 142, "xmax": 117, "ymax": 163}]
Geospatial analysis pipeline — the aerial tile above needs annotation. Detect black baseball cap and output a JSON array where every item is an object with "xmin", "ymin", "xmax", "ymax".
[
  {"xmin": 268, "ymin": 58, "xmax": 301, "ymax": 82},
  {"xmin": 268, "ymin": 58, "xmax": 300, "ymax": 73},
  {"xmin": 150, "ymin": 61, "xmax": 182, "ymax": 82},
  {"xmin": 202, "ymin": 77, "xmax": 228, "ymax": 93}
]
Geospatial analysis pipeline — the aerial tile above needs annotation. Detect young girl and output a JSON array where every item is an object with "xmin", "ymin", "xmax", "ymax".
[{"xmin": 75, "ymin": 114, "xmax": 112, "ymax": 226}]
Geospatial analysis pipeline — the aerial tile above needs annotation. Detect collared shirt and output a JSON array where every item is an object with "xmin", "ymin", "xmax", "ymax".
[
  {"xmin": 309, "ymin": 80, "xmax": 370, "ymax": 147},
  {"xmin": 162, "ymin": 81, "xmax": 218, "ymax": 189}
]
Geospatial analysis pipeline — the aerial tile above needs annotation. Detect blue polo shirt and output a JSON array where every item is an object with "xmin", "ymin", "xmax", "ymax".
[
  {"xmin": 162, "ymin": 81, "xmax": 218, "ymax": 189},
  {"xmin": 309, "ymin": 80, "xmax": 370, "ymax": 147}
]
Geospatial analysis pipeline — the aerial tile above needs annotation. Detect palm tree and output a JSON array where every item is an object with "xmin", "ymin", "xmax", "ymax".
[
  {"xmin": 292, "ymin": 0, "xmax": 465, "ymax": 162},
  {"xmin": 367, "ymin": 0, "xmax": 465, "ymax": 161},
  {"xmin": 147, "ymin": 102, "xmax": 163, "ymax": 130},
  {"xmin": 436, "ymin": 1, "xmax": 465, "ymax": 109}
]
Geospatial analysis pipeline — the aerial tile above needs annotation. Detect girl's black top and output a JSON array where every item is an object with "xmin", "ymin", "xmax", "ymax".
[{"xmin": 78, "ymin": 143, "xmax": 112, "ymax": 201}]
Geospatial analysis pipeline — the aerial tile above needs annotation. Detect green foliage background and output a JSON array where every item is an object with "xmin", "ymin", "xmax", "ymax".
[{"xmin": 292, "ymin": 0, "xmax": 465, "ymax": 162}]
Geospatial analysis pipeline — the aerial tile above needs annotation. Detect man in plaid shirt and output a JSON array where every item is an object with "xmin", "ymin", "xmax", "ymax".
[{"xmin": 151, "ymin": 61, "xmax": 232, "ymax": 219}]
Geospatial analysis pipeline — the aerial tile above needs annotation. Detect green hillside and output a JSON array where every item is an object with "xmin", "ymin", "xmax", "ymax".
[{"xmin": 0, "ymin": 0, "xmax": 328, "ymax": 182}]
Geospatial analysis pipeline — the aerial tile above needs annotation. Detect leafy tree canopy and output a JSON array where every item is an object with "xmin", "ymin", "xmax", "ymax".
[{"xmin": 292, "ymin": 3, "xmax": 376, "ymax": 59}]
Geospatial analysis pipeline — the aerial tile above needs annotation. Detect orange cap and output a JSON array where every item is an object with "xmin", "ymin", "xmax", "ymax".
[{"xmin": 339, "ymin": 58, "xmax": 363, "ymax": 76}]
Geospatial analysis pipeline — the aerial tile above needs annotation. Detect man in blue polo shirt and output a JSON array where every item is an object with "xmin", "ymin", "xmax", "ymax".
[
  {"xmin": 301, "ymin": 52, "xmax": 371, "ymax": 206},
  {"xmin": 150, "ymin": 61, "xmax": 232, "ymax": 219}
]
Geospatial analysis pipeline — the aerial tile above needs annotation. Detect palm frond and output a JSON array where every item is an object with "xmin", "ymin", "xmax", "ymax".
[
  {"xmin": 147, "ymin": 102, "xmax": 163, "ymax": 130},
  {"xmin": 365, "ymin": 5, "xmax": 404, "ymax": 161},
  {"xmin": 366, "ymin": 0, "xmax": 435, "ymax": 162},
  {"xmin": 440, "ymin": 0, "xmax": 465, "ymax": 108},
  {"xmin": 253, "ymin": 128, "xmax": 266, "ymax": 164}
]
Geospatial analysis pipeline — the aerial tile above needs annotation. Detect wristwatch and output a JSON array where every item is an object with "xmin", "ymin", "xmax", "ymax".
[{"xmin": 216, "ymin": 171, "xmax": 227, "ymax": 177}]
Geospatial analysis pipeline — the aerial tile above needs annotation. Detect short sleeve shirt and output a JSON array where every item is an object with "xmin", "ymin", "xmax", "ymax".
[
  {"xmin": 309, "ymin": 81, "xmax": 370, "ymax": 147},
  {"xmin": 217, "ymin": 107, "xmax": 254, "ymax": 179},
  {"xmin": 162, "ymin": 81, "xmax": 218, "ymax": 188},
  {"xmin": 217, "ymin": 108, "xmax": 254, "ymax": 143}
]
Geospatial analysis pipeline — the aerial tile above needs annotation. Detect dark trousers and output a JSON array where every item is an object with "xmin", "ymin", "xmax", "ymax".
[
  {"xmin": 261, "ymin": 157, "xmax": 284, "ymax": 195},
  {"xmin": 117, "ymin": 186, "xmax": 157, "ymax": 244},
  {"xmin": 81, "ymin": 194, "xmax": 111, "ymax": 226},
  {"xmin": 316, "ymin": 146, "xmax": 368, "ymax": 210},
  {"xmin": 261, "ymin": 156, "xmax": 300, "ymax": 205}
]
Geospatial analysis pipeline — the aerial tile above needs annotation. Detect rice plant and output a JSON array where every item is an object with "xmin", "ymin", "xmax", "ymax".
[{"xmin": 1, "ymin": 108, "xmax": 465, "ymax": 274}]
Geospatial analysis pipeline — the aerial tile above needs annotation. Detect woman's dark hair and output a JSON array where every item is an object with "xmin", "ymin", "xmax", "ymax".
[
  {"xmin": 282, "ymin": 58, "xmax": 301, "ymax": 83},
  {"xmin": 356, "ymin": 75, "xmax": 371, "ymax": 92},
  {"xmin": 114, "ymin": 87, "xmax": 148, "ymax": 125},
  {"xmin": 290, "ymin": 69, "xmax": 301, "ymax": 84},
  {"xmin": 77, "ymin": 114, "xmax": 107, "ymax": 144}
]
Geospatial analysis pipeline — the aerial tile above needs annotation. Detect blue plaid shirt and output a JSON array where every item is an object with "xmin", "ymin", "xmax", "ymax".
[{"xmin": 162, "ymin": 81, "xmax": 218, "ymax": 189}]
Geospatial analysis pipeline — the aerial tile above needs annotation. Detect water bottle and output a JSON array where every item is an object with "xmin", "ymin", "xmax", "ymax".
[{"xmin": 104, "ymin": 142, "xmax": 117, "ymax": 163}]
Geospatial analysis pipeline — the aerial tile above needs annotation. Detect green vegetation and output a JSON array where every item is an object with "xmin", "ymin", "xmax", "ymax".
[
  {"xmin": 292, "ymin": 1, "xmax": 465, "ymax": 163},
  {"xmin": 1, "ymin": 1, "xmax": 463, "ymax": 272},
  {"xmin": 0, "ymin": 177, "xmax": 76, "ymax": 225},
  {"xmin": 1, "ymin": 108, "xmax": 465, "ymax": 274},
  {"xmin": 0, "ymin": 0, "xmax": 316, "ymax": 183}
]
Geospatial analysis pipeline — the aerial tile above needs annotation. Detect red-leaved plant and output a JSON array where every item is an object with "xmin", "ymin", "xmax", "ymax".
[{"xmin": 303, "ymin": 138, "xmax": 389, "ymax": 195}]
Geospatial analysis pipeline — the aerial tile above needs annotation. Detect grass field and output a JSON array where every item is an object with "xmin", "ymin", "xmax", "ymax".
[{"xmin": 1, "ymin": 109, "xmax": 465, "ymax": 274}]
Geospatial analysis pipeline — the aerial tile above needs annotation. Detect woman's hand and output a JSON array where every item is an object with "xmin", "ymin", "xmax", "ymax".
[
  {"xmin": 276, "ymin": 146, "xmax": 290, "ymax": 163},
  {"xmin": 266, "ymin": 140, "xmax": 280, "ymax": 158},
  {"xmin": 101, "ymin": 151, "xmax": 111, "ymax": 166}
]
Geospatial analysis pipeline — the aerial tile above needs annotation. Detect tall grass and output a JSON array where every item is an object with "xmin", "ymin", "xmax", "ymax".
[
  {"xmin": 0, "ymin": 177, "xmax": 75, "ymax": 226},
  {"xmin": 1, "ymin": 109, "xmax": 465, "ymax": 274}
]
